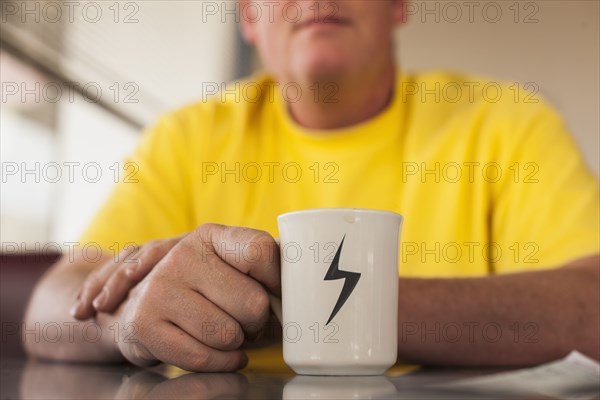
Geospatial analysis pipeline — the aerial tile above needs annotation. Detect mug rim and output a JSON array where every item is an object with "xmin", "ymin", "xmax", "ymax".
[{"xmin": 277, "ymin": 208, "xmax": 403, "ymax": 221}]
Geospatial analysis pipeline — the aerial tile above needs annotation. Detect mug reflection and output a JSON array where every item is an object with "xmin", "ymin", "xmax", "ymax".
[{"xmin": 283, "ymin": 375, "xmax": 396, "ymax": 399}]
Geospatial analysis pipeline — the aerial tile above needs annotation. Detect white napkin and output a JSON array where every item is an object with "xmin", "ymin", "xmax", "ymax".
[{"xmin": 431, "ymin": 351, "xmax": 600, "ymax": 399}]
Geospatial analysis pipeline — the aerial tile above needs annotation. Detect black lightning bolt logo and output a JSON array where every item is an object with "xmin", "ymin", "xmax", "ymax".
[{"xmin": 324, "ymin": 235, "xmax": 361, "ymax": 325}]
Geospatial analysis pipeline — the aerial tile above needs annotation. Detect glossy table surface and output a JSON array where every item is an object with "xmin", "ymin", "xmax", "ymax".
[
  {"xmin": 6, "ymin": 355, "xmax": 596, "ymax": 400},
  {"xmin": 4, "ymin": 256, "xmax": 598, "ymax": 399}
]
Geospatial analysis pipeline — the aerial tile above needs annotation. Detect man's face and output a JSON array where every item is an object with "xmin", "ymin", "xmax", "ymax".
[{"xmin": 241, "ymin": 0, "xmax": 405, "ymax": 83}]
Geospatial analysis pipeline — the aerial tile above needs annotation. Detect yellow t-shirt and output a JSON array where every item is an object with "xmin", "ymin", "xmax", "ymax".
[{"xmin": 81, "ymin": 71, "xmax": 599, "ymax": 277}]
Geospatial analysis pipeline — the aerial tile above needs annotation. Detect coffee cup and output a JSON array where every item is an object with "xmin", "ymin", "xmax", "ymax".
[{"xmin": 275, "ymin": 208, "xmax": 403, "ymax": 375}]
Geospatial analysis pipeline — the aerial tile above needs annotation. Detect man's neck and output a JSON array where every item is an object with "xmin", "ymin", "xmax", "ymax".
[{"xmin": 284, "ymin": 61, "xmax": 396, "ymax": 131}]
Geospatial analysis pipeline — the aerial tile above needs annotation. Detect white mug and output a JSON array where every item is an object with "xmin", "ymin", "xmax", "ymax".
[{"xmin": 277, "ymin": 208, "xmax": 403, "ymax": 375}]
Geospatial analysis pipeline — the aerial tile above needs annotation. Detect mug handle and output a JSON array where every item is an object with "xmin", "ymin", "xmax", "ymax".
[{"xmin": 270, "ymin": 237, "xmax": 283, "ymax": 324}]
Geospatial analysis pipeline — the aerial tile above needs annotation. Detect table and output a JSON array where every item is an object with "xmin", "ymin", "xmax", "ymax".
[
  {"xmin": 2, "ymin": 256, "xmax": 598, "ymax": 399},
  {"xmin": 5, "ymin": 354, "xmax": 587, "ymax": 400}
]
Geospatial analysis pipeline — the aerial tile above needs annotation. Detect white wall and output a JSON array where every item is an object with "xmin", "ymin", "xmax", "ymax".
[
  {"xmin": 1, "ymin": 111, "xmax": 55, "ymax": 247},
  {"xmin": 50, "ymin": 97, "xmax": 139, "ymax": 243},
  {"xmin": 396, "ymin": 0, "xmax": 599, "ymax": 175},
  {"xmin": 1, "ymin": 3, "xmax": 238, "ymax": 247},
  {"xmin": 61, "ymin": 1, "xmax": 238, "ymax": 125},
  {"xmin": 48, "ymin": 3, "xmax": 238, "ymax": 243}
]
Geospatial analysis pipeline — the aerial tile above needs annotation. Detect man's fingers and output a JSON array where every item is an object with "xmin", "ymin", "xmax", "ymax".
[
  {"xmin": 166, "ymin": 290, "xmax": 245, "ymax": 351},
  {"xmin": 147, "ymin": 322, "xmax": 248, "ymax": 372},
  {"xmin": 71, "ymin": 247, "xmax": 137, "ymax": 319},
  {"xmin": 94, "ymin": 238, "xmax": 181, "ymax": 313},
  {"xmin": 194, "ymin": 224, "xmax": 281, "ymax": 295},
  {"xmin": 71, "ymin": 265, "xmax": 113, "ymax": 319},
  {"xmin": 169, "ymin": 244, "xmax": 271, "ymax": 332},
  {"xmin": 92, "ymin": 266, "xmax": 135, "ymax": 313},
  {"xmin": 126, "ymin": 236, "xmax": 184, "ymax": 281}
]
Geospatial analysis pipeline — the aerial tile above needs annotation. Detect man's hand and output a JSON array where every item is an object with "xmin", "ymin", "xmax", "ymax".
[
  {"xmin": 71, "ymin": 235, "xmax": 185, "ymax": 320},
  {"xmin": 107, "ymin": 224, "xmax": 280, "ymax": 372}
]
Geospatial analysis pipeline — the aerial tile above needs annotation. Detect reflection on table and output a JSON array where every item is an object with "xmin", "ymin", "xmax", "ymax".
[{"xmin": 3, "ymin": 356, "xmax": 598, "ymax": 400}]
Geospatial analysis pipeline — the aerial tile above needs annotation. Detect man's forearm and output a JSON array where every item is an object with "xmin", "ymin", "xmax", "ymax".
[
  {"xmin": 23, "ymin": 256, "xmax": 125, "ymax": 362},
  {"xmin": 397, "ymin": 254, "xmax": 600, "ymax": 367}
]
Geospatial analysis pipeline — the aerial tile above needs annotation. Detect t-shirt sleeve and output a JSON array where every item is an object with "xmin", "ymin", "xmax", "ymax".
[
  {"xmin": 490, "ymin": 99, "xmax": 599, "ymax": 273},
  {"xmin": 79, "ymin": 115, "xmax": 195, "ymax": 250}
]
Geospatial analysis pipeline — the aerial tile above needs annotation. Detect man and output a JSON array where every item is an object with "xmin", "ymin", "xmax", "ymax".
[{"xmin": 24, "ymin": 0, "xmax": 599, "ymax": 371}]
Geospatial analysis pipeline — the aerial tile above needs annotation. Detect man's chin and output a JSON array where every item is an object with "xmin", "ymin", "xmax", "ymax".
[{"xmin": 291, "ymin": 55, "xmax": 353, "ymax": 84}]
